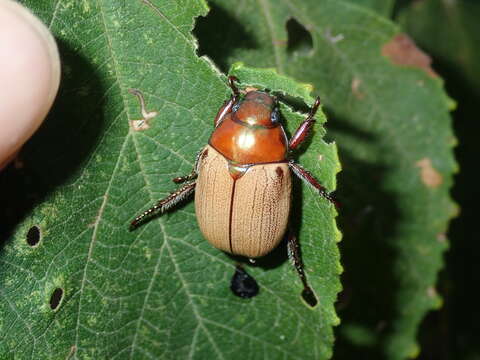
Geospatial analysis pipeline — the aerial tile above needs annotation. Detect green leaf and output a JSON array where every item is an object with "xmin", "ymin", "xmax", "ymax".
[
  {"xmin": 340, "ymin": 0, "xmax": 396, "ymax": 17},
  {"xmin": 0, "ymin": 1, "xmax": 340, "ymax": 359},
  {"xmin": 398, "ymin": 1, "xmax": 480, "ymax": 358},
  {"xmin": 398, "ymin": 0, "xmax": 480, "ymax": 90},
  {"xmin": 195, "ymin": 0, "xmax": 456, "ymax": 359}
]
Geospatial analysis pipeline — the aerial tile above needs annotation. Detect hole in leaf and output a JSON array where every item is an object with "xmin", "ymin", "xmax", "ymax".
[
  {"xmin": 286, "ymin": 18, "xmax": 313, "ymax": 55},
  {"xmin": 302, "ymin": 287, "xmax": 318, "ymax": 308},
  {"xmin": 26, "ymin": 226, "xmax": 41, "ymax": 247},
  {"xmin": 49, "ymin": 288, "xmax": 64, "ymax": 310},
  {"xmin": 193, "ymin": 3, "xmax": 258, "ymax": 72},
  {"xmin": 230, "ymin": 265, "xmax": 259, "ymax": 298}
]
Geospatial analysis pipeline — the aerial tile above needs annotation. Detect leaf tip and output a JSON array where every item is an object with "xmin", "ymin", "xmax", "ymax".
[{"xmin": 408, "ymin": 343, "xmax": 421, "ymax": 358}]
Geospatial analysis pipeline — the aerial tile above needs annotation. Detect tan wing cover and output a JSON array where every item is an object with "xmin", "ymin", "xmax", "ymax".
[{"xmin": 195, "ymin": 145, "xmax": 291, "ymax": 258}]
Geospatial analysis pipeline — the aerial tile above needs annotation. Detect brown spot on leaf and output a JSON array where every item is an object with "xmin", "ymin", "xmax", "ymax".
[
  {"xmin": 351, "ymin": 77, "xmax": 365, "ymax": 100},
  {"xmin": 437, "ymin": 233, "xmax": 447, "ymax": 243},
  {"xmin": 382, "ymin": 34, "xmax": 438, "ymax": 78},
  {"xmin": 416, "ymin": 158, "xmax": 443, "ymax": 188},
  {"xmin": 427, "ymin": 287, "xmax": 438, "ymax": 298}
]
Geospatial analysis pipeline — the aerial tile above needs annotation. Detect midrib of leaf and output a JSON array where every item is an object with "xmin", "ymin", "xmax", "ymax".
[
  {"xmin": 128, "ymin": 132, "xmax": 226, "ymax": 359},
  {"xmin": 64, "ymin": 0, "xmax": 207, "ymax": 357},
  {"xmin": 69, "ymin": 0, "xmax": 138, "ymax": 355},
  {"xmin": 257, "ymin": 0, "xmax": 285, "ymax": 73}
]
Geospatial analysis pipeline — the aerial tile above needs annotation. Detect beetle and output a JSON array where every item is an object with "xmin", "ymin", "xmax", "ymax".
[{"xmin": 130, "ymin": 77, "xmax": 334, "ymax": 304}]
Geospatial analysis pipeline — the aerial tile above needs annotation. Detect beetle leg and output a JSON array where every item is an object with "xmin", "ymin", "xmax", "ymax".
[
  {"xmin": 130, "ymin": 181, "xmax": 196, "ymax": 230},
  {"xmin": 172, "ymin": 148, "xmax": 204, "ymax": 184},
  {"xmin": 288, "ymin": 97, "xmax": 321, "ymax": 151},
  {"xmin": 214, "ymin": 76, "xmax": 241, "ymax": 127},
  {"xmin": 287, "ymin": 232, "xmax": 318, "ymax": 307},
  {"xmin": 288, "ymin": 160, "xmax": 336, "ymax": 205}
]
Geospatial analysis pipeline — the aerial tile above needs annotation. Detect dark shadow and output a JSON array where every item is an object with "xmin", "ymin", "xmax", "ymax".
[
  {"xmin": 0, "ymin": 38, "xmax": 107, "ymax": 248},
  {"xmin": 392, "ymin": 0, "xmax": 415, "ymax": 19},
  {"xmin": 286, "ymin": 17, "xmax": 313, "ymax": 56},
  {"xmin": 414, "ymin": 56, "xmax": 480, "ymax": 360},
  {"xmin": 274, "ymin": 92, "xmax": 311, "ymax": 114},
  {"xmin": 323, "ymin": 108, "xmax": 402, "ymax": 360},
  {"xmin": 193, "ymin": 2, "xmax": 258, "ymax": 73},
  {"xmin": 322, "ymin": 108, "xmax": 376, "ymax": 144}
]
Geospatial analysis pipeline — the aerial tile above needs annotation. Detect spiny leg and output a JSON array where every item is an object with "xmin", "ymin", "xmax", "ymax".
[
  {"xmin": 130, "ymin": 181, "xmax": 196, "ymax": 230},
  {"xmin": 172, "ymin": 148, "xmax": 205, "ymax": 184},
  {"xmin": 214, "ymin": 76, "xmax": 241, "ymax": 127},
  {"xmin": 287, "ymin": 232, "xmax": 317, "ymax": 307},
  {"xmin": 288, "ymin": 160, "xmax": 336, "ymax": 205},
  {"xmin": 288, "ymin": 97, "xmax": 321, "ymax": 151}
]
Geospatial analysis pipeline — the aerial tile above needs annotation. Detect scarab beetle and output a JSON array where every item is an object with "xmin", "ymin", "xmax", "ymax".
[{"xmin": 130, "ymin": 77, "xmax": 334, "ymax": 304}]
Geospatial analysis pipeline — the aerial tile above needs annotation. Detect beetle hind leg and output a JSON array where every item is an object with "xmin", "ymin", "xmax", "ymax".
[
  {"xmin": 287, "ymin": 232, "xmax": 318, "ymax": 307},
  {"xmin": 130, "ymin": 181, "xmax": 196, "ymax": 230}
]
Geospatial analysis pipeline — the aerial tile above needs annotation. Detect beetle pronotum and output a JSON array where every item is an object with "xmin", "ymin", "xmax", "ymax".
[{"xmin": 130, "ymin": 77, "xmax": 335, "ymax": 305}]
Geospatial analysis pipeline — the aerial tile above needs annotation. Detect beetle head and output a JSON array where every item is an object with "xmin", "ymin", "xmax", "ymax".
[{"xmin": 234, "ymin": 91, "xmax": 279, "ymax": 128}]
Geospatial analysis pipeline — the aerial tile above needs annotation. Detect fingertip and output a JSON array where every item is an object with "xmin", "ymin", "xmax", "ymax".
[{"xmin": 0, "ymin": 0, "xmax": 61, "ymax": 169}]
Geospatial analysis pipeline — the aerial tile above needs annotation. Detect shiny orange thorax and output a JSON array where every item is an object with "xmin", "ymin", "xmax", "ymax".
[{"xmin": 209, "ymin": 91, "xmax": 288, "ymax": 165}]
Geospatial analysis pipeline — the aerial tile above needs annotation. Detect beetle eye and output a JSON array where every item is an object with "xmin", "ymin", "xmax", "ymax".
[
  {"xmin": 232, "ymin": 103, "xmax": 240, "ymax": 112},
  {"xmin": 271, "ymin": 108, "xmax": 279, "ymax": 123}
]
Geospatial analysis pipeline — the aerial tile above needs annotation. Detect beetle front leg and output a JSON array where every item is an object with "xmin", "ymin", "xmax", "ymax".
[
  {"xmin": 130, "ymin": 181, "xmax": 196, "ymax": 230},
  {"xmin": 288, "ymin": 97, "xmax": 321, "ymax": 151},
  {"xmin": 287, "ymin": 232, "xmax": 318, "ymax": 307},
  {"xmin": 288, "ymin": 160, "xmax": 336, "ymax": 205},
  {"xmin": 214, "ymin": 76, "xmax": 240, "ymax": 127}
]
